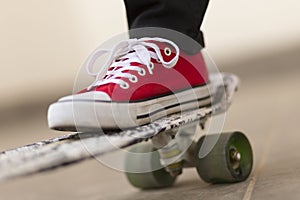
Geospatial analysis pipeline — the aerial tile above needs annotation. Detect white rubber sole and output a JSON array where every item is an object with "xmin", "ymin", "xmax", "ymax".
[{"xmin": 47, "ymin": 84, "xmax": 211, "ymax": 131}]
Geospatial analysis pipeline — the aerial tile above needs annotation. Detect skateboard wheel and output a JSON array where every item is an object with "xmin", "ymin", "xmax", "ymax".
[
  {"xmin": 194, "ymin": 131, "xmax": 253, "ymax": 183},
  {"xmin": 125, "ymin": 142, "xmax": 177, "ymax": 189}
]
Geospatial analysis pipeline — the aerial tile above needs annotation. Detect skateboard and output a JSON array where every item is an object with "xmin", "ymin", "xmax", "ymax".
[{"xmin": 0, "ymin": 73, "xmax": 253, "ymax": 189}]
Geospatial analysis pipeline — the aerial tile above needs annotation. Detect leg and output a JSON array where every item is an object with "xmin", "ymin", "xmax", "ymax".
[
  {"xmin": 48, "ymin": 0, "xmax": 210, "ymax": 130},
  {"xmin": 124, "ymin": 0, "xmax": 210, "ymax": 51}
]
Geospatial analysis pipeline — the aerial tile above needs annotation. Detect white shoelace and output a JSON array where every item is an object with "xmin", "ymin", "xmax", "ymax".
[{"xmin": 86, "ymin": 37, "xmax": 180, "ymax": 89}]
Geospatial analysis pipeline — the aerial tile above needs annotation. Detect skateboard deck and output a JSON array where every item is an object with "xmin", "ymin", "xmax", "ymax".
[{"xmin": 0, "ymin": 73, "xmax": 239, "ymax": 182}]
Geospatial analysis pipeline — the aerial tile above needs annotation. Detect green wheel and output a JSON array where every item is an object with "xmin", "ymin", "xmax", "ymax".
[
  {"xmin": 125, "ymin": 142, "xmax": 177, "ymax": 189},
  {"xmin": 195, "ymin": 131, "xmax": 253, "ymax": 183}
]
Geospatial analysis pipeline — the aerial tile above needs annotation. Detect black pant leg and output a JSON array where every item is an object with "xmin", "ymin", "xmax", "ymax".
[{"xmin": 123, "ymin": 0, "xmax": 210, "ymax": 51}]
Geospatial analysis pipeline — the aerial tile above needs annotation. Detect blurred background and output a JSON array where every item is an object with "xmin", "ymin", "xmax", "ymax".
[{"xmin": 0, "ymin": 0, "xmax": 300, "ymax": 199}]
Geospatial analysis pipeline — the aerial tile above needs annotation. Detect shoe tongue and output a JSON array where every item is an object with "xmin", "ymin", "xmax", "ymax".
[{"xmin": 130, "ymin": 62, "xmax": 144, "ymax": 67}]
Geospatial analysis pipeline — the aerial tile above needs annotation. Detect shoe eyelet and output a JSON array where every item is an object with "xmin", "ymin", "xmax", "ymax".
[
  {"xmin": 138, "ymin": 68, "xmax": 146, "ymax": 76},
  {"xmin": 164, "ymin": 47, "xmax": 172, "ymax": 56},
  {"xmin": 149, "ymin": 62, "xmax": 155, "ymax": 70},
  {"xmin": 129, "ymin": 75, "xmax": 138, "ymax": 83},
  {"xmin": 120, "ymin": 82, "xmax": 129, "ymax": 89}
]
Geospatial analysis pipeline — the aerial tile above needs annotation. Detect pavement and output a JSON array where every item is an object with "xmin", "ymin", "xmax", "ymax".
[{"xmin": 0, "ymin": 43, "xmax": 299, "ymax": 200}]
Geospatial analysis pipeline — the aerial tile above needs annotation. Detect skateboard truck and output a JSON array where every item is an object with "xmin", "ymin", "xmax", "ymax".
[{"xmin": 152, "ymin": 131, "xmax": 183, "ymax": 177}]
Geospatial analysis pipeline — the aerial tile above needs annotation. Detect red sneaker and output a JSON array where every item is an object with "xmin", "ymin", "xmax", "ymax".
[{"xmin": 48, "ymin": 37, "xmax": 210, "ymax": 131}]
